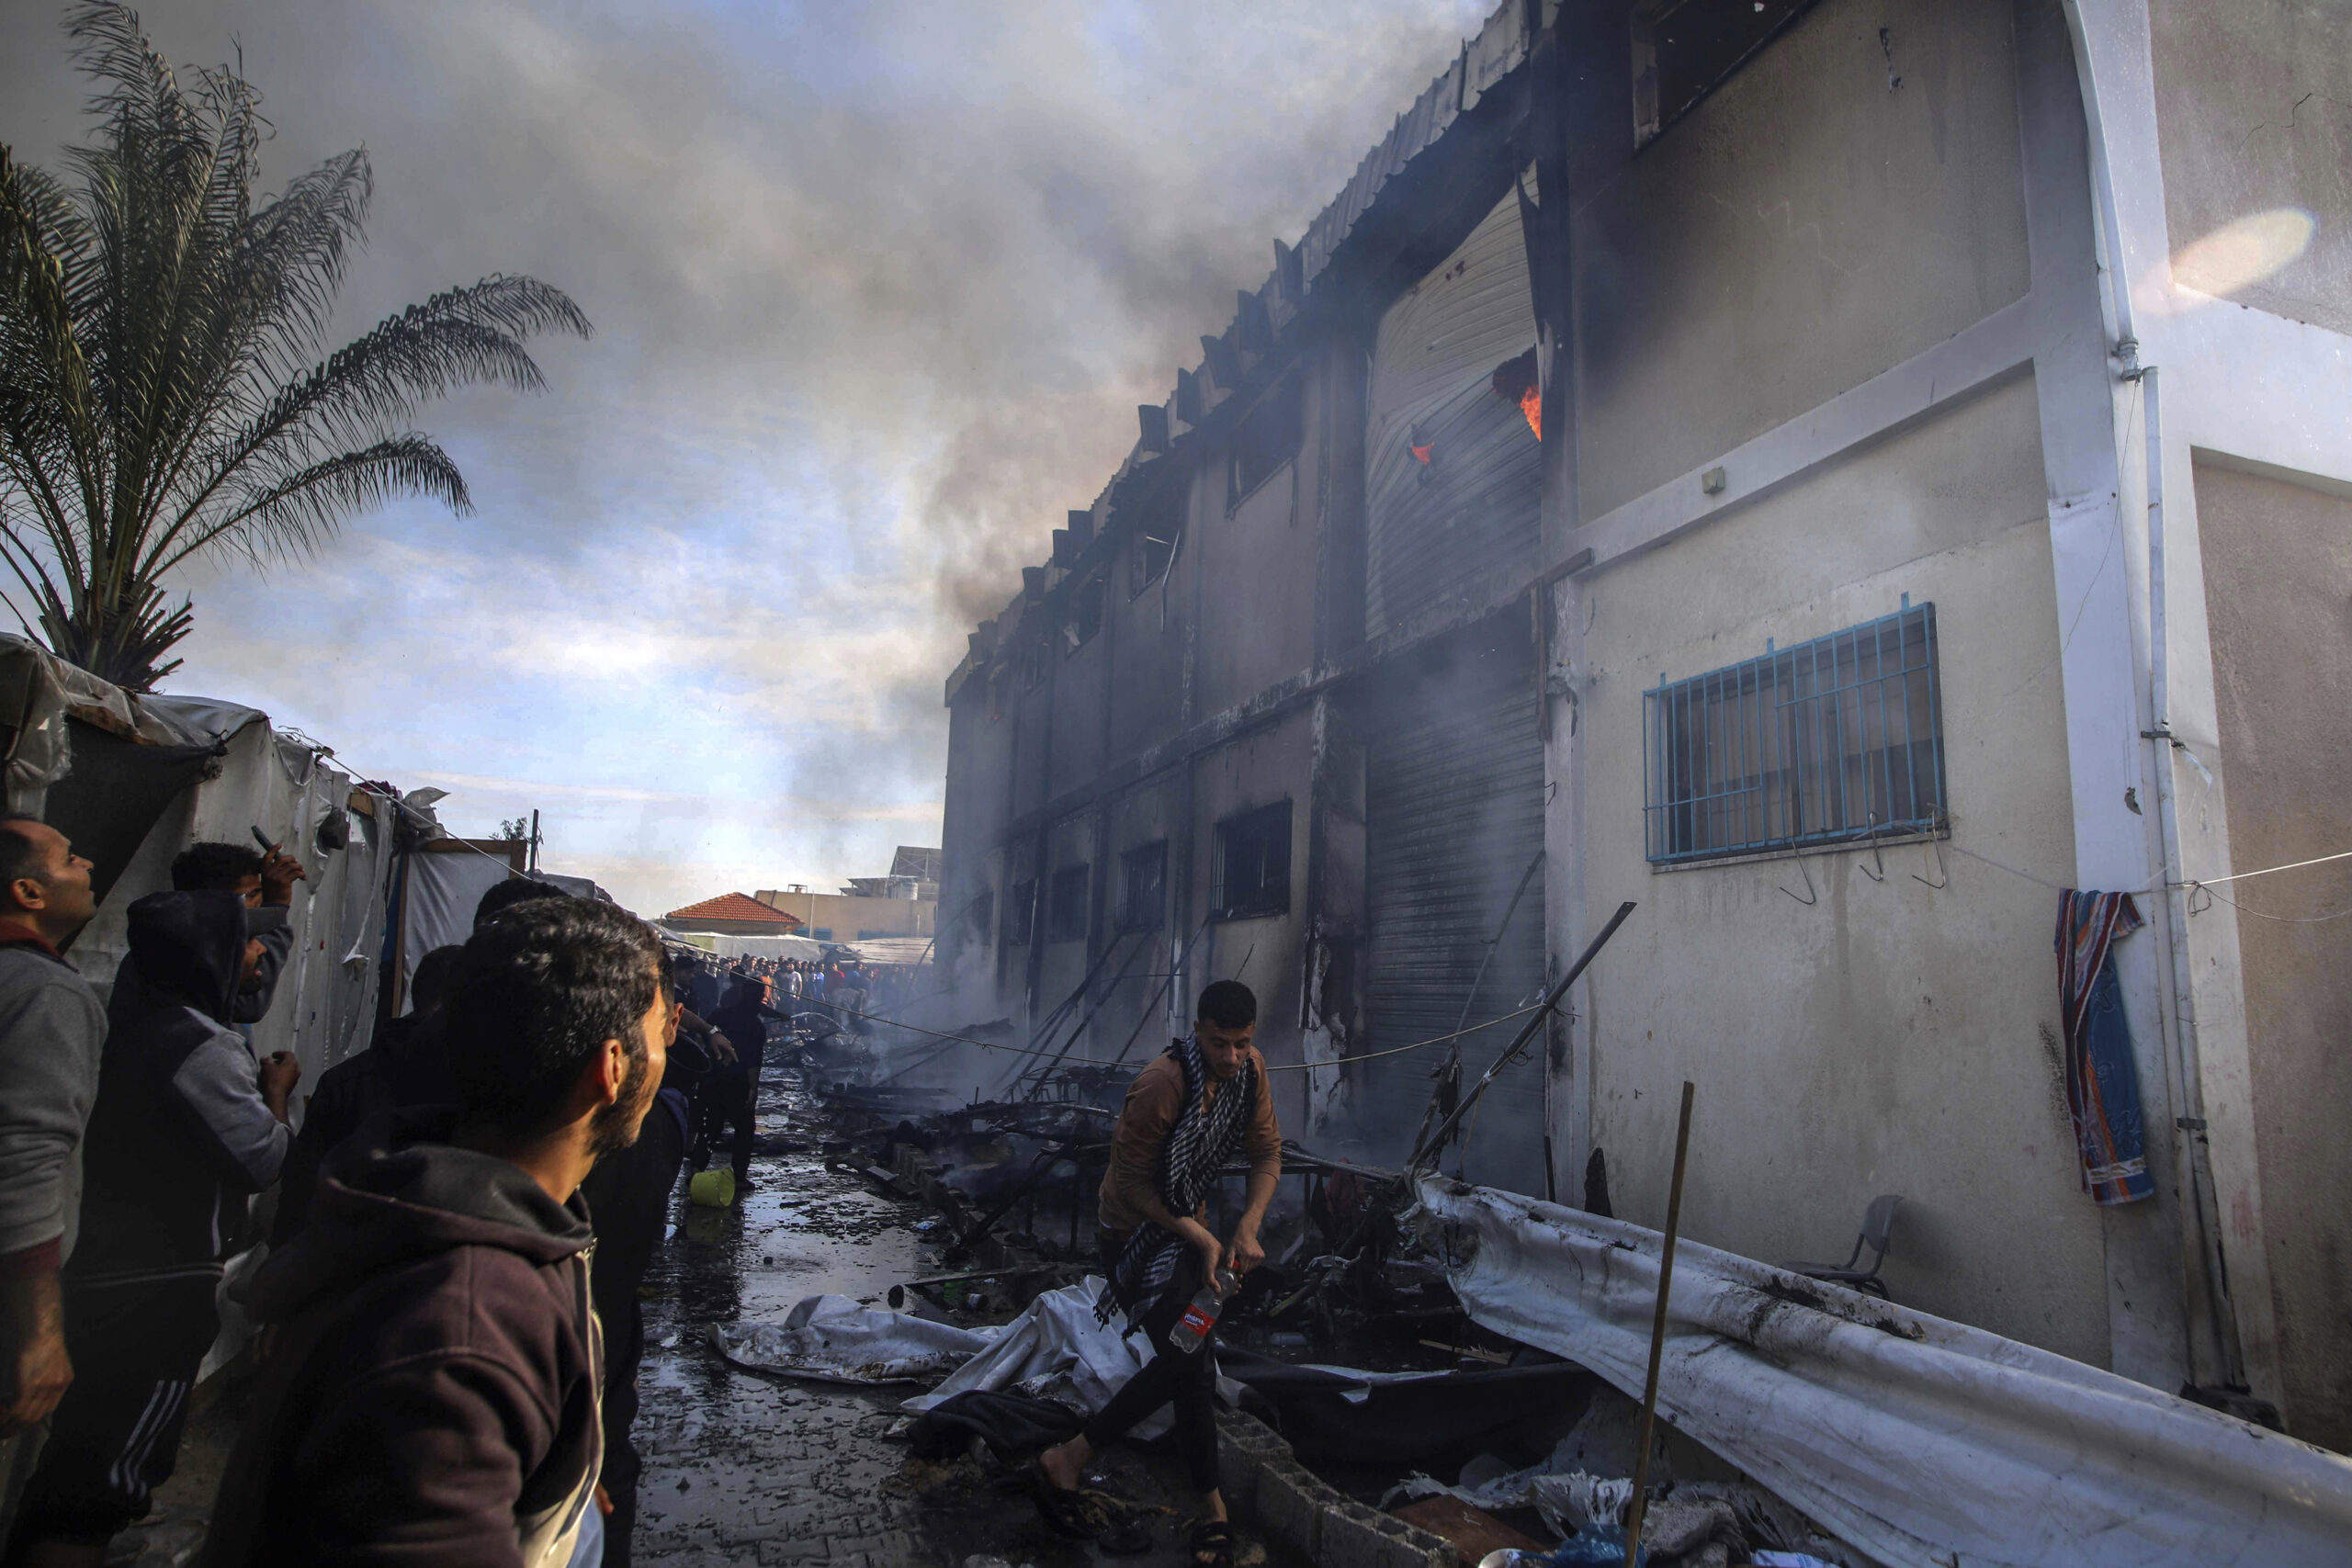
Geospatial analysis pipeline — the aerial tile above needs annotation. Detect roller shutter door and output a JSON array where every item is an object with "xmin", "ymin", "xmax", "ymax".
[
  {"xmin": 1364, "ymin": 180, "xmax": 1543, "ymax": 633},
  {"xmin": 1360, "ymin": 618, "xmax": 1548, "ymax": 1195}
]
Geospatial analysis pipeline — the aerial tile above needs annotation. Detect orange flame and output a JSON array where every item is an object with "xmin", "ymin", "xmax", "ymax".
[{"xmin": 1519, "ymin": 384, "xmax": 1542, "ymax": 442}]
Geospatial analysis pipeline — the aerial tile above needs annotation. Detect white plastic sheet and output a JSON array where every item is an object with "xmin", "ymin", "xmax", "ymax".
[
  {"xmin": 1417, "ymin": 1177, "xmax": 2352, "ymax": 1568},
  {"xmin": 709, "ymin": 1294, "xmax": 1001, "ymax": 1384},
  {"xmin": 901, "ymin": 1279, "xmax": 1169, "ymax": 1438}
]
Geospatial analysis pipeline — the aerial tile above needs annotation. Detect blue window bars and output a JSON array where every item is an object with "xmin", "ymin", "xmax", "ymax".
[{"xmin": 1644, "ymin": 603, "xmax": 1947, "ymax": 865}]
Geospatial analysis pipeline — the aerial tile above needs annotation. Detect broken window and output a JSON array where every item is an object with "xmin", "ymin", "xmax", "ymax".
[
  {"xmin": 1117, "ymin": 840, "xmax": 1167, "ymax": 931},
  {"xmin": 1633, "ymin": 0, "xmax": 1819, "ymax": 149},
  {"xmin": 1228, "ymin": 374, "xmax": 1303, "ymax": 507},
  {"xmin": 1128, "ymin": 487, "xmax": 1182, "ymax": 598},
  {"xmin": 1491, "ymin": 348, "xmax": 1541, "ymax": 442},
  {"xmin": 1645, "ymin": 603, "xmax": 1946, "ymax": 863},
  {"xmin": 1212, "ymin": 802, "xmax": 1291, "ymax": 920},
  {"xmin": 1062, "ymin": 571, "xmax": 1104, "ymax": 654},
  {"xmin": 969, "ymin": 888, "xmax": 995, "ymax": 948},
  {"xmin": 1018, "ymin": 638, "xmax": 1046, "ymax": 691},
  {"xmin": 1046, "ymin": 864, "xmax": 1091, "ymax": 942},
  {"xmin": 1005, "ymin": 879, "xmax": 1036, "ymax": 946}
]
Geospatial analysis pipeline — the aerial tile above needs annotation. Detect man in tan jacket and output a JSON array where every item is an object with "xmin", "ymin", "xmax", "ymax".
[{"xmin": 1036, "ymin": 979, "xmax": 1279, "ymax": 1567}]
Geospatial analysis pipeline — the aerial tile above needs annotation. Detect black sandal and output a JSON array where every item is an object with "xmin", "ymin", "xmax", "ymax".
[
  {"xmin": 1023, "ymin": 1462, "xmax": 1097, "ymax": 1540},
  {"xmin": 1189, "ymin": 1520, "xmax": 1237, "ymax": 1568}
]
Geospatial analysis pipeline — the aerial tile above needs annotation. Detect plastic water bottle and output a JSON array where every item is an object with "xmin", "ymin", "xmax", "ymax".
[{"xmin": 1167, "ymin": 1269, "xmax": 1236, "ymax": 1355}]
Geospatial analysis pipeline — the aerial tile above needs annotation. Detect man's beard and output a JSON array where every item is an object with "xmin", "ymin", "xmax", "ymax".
[{"xmin": 588, "ymin": 1042, "xmax": 660, "ymax": 1160}]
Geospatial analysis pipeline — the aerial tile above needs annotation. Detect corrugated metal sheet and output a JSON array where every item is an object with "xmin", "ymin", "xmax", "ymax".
[
  {"xmin": 1358, "ymin": 619, "xmax": 1547, "ymax": 1195},
  {"xmin": 1463, "ymin": 1, "xmax": 1530, "ymax": 110},
  {"xmin": 1364, "ymin": 183, "xmax": 1541, "ymax": 630}
]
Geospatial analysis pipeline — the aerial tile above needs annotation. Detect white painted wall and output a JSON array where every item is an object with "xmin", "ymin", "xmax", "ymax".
[{"xmin": 1565, "ymin": 377, "xmax": 2117, "ymax": 1361}]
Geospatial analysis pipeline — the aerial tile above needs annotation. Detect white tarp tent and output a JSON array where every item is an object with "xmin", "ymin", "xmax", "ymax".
[
  {"xmin": 390, "ymin": 842, "xmax": 616, "ymax": 1012},
  {"xmin": 1416, "ymin": 1177, "xmax": 2352, "ymax": 1568},
  {"xmin": 58, "ymin": 687, "xmax": 398, "ymax": 1085},
  {"xmin": 673, "ymin": 931, "xmax": 828, "ymax": 964}
]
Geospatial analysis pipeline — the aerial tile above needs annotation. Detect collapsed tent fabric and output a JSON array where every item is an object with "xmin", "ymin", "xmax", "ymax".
[
  {"xmin": 40, "ymin": 718, "xmax": 221, "ymax": 905},
  {"xmin": 905, "ymin": 1390, "xmax": 1082, "ymax": 1461},
  {"xmin": 902, "ymin": 1280, "xmax": 1167, "ymax": 1438},
  {"xmin": 710, "ymin": 1294, "xmax": 1001, "ymax": 1384},
  {"xmin": 1215, "ymin": 1346, "xmax": 1590, "ymax": 1464},
  {"xmin": 1416, "ymin": 1177, "xmax": 2352, "ymax": 1568}
]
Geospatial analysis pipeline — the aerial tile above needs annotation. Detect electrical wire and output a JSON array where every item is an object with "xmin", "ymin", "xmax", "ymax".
[{"xmin": 816, "ymin": 996, "xmax": 1551, "ymax": 1074}]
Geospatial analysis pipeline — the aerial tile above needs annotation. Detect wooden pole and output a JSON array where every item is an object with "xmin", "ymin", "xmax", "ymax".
[{"xmin": 1623, "ymin": 1080, "xmax": 1695, "ymax": 1567}]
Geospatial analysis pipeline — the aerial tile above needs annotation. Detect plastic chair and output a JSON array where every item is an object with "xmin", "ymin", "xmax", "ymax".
[{"xmin": 1788, "ymin": 1194, "xmax": 1901, "ymax": 1300}]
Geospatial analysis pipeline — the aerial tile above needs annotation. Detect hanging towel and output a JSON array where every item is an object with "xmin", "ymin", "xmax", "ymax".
[{"xmin": 2054, "ymin": 890, "xmax": 2154, "ymax": 1205}]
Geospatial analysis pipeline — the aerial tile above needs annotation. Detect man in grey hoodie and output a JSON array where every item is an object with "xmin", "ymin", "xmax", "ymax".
[
  {"xmin": 204, "ymin": 895, "xmax": 669, "ymax": 1568},
  {"xmin": 0, "ymin": 820, "xmax": 103, "ymax": 1536}
]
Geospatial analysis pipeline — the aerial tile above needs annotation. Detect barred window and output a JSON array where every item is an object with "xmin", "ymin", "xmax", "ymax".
[{"xmin": 1645, "ymin": 604, "xmax": 1945, "ymax": 864}]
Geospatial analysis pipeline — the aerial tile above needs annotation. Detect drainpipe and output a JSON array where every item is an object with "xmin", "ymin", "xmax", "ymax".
[
  {"xmin": 2064, "ymin": 0, "xmax": 2245, "ymax": 1390},
  {"xmin": 2132, "ymin": 359, "xmax": 2245, "ymax": 1390}
]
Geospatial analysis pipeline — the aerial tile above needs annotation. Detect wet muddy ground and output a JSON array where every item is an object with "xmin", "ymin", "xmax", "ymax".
[
  {"xmin": 126, "ymin": 1056, "xmax": 1298, "ymax": 1568},
  {"xmin": 630, "ymin": 1069, "xmax": 1293, "ymax": 1568}
]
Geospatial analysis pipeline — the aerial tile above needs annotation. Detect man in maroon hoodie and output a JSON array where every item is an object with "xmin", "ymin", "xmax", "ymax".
[{"xmin": 202, "ymin": 896, "xmax": 670, "ymax": 1568}]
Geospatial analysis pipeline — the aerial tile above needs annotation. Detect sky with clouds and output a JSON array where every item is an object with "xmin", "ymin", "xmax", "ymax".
[{"xmin": 0, "ymin": 0, "xmax": 1498, "ymax": 915}]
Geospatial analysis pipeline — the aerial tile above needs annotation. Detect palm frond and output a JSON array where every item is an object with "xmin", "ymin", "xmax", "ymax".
[
  {"xmin": 0, "ymin": 2, "xmax": 590, "ymax": 689},
  {"xmin": 153, "ymin": 433, "xmax": 469, "ymax": 578}
]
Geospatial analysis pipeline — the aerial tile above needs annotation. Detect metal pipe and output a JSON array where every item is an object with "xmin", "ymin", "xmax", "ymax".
[
  {"xmin": 2056, "ymin": 2, "xmax": 2244, "ymax": 1391},
  {"xmin": 1623, "ymin": 1080, "xmax": 1695, "ymax": 1568},
  {"xmin": 1412, "ymin": 900, "xmax": 1636, "ymax": 1168},
  {"xmin": 2140, "ymin": 367, "xmax": 2244, "ymax": 1388}
]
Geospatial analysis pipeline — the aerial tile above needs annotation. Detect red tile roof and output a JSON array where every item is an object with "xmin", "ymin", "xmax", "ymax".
[{"xmin": 663, "ymin": 892, "xmax": 803, "ymax": 926}]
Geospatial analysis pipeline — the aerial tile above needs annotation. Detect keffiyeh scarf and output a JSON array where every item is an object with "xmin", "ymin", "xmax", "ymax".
[{"xmin": 1097, "ymin": 1035, "xmax": 1261, "ymax": 1325}]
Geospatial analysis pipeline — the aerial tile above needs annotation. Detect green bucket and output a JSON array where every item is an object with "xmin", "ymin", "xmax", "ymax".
[{"xmin": 687, "ymin": 1168, "xmax": 737, "ymax": 1208}]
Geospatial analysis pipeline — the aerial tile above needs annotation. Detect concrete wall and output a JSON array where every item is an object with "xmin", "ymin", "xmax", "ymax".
[
  {"xmin": 1032, "ymin": 810, "xmax": 1102, "ymax": 1030},
  {"xmin": 2150, "ymin": 0, "xmax": 2352, "ymax": 337},
  {"xmin": 1567, "ymin": 375, "xmax": 2113, "ymax": 1362},
  {"xmin": 1107, "ymin": 498, "xmax": 1196, "ymax": 765},
  {"xmin": 1049, "ymin": 611, "xmax": 1112, "ymax": 797},
  {"xmin": 1194, "ymin": 380, "xmax": 1324, "ymax": 718},
  {"xmin": 1186, "ymin": 709, "xmax": 1317, "ymax": 1138},
  {"xmin": 1091, "ymin": 767, "xmax": 1189, "ymax": 1057},
  {"xmin": 754, "ymin": 888, "xmax": 935, "ymax": 940},
  {"xmin": 2191, "ymin": 457, "xmax": 2352, "ymax": 1446},
  {"xmin": 1573, "ymin": 0, "xmax": 2032, "ymax": 517}
]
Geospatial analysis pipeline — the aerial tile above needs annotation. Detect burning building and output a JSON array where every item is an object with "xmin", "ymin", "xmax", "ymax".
[{"xmin": 932, "ymin": 0, "xmax": 2352, "ymax": 1447}]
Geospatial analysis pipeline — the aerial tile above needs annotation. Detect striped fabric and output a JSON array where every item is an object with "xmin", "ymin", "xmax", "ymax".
[
  {"xmin": 108, "ymin": 1378, "xmax": 190, "ymax": 1510},
  {"xmin": 1097, "ymin": 1037, "xmax": 1261, "ymax": 1325},
  {"xmin": 2054, "ymin": 890, "xmax": 2155, "ymax": 1206}
]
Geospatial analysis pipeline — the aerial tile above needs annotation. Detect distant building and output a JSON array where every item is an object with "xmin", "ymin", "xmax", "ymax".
[
  {"xmin": 753, "ymin": 847, "xmax": 940, "ymax": 942},
  {"xmin": 661, "ymin": 892, "xmax": 807, "ymax": 937}
]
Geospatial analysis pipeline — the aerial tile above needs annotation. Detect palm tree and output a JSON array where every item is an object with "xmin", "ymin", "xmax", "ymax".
[{"xmin": 0, "ymin": 2, "xmax": 590, "ymax": 690}]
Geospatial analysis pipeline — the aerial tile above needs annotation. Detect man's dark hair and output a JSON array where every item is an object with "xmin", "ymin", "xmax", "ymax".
[
  {"xmin": 473, "ymin": 874, "xmax": 571, "ymax": 931},
  {"xmin": 1196, "ymin": 979, "xmax": 1257, "ymax": 1030},
  {"xmin": 0, "ymin": 817, "xmax": 50, "ymax": 900},
  {"xmin": 409, "ymin": 944, "xmax": 468, "ymax": 1015},
  {"xmin": 173, "ymin": 841, "xmax": 265, "ymax": 892},
  {"xmin": 445, "ymin": 898, "xmax": 664, "ymax": 1139}
]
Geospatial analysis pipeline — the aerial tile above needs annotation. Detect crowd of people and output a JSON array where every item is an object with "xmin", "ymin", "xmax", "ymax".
[
  {"xmin": 685, "ymin": 953, "xmax": 918, "ymax": 1039},
  {"xmin": 0, "ymin": 817, "xmax": 1272, "ymax": 1568},
  {"xmin": 0, "ymin": 824, "xmax": 796, "ymax": 1566}
]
